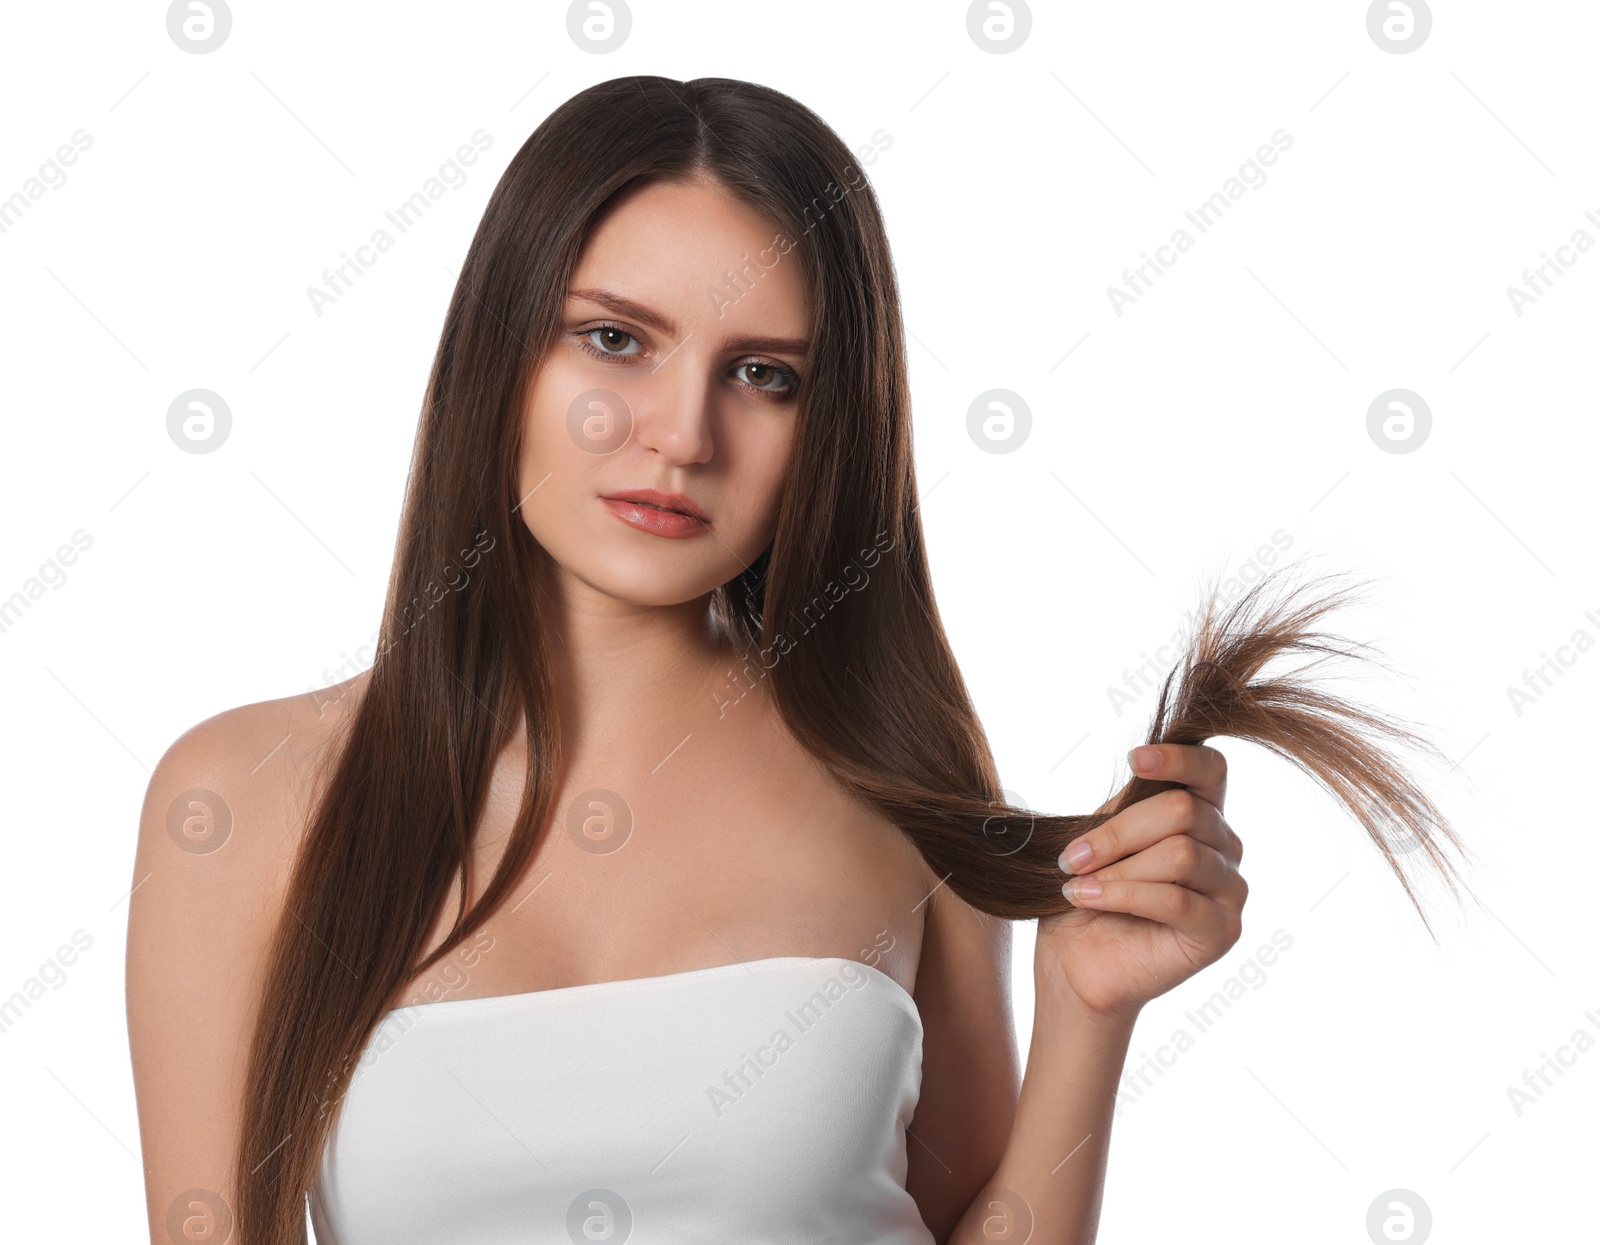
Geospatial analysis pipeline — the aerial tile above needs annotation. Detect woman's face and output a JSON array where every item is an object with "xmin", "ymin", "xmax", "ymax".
[{"xmin": 517, "ymin": 175, "xmax": 810, "ymax": 608}]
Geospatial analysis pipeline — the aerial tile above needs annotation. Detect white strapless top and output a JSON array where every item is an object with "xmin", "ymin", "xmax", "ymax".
[{"xmin": 309, "ymin": 956, "xmax": 935, "ymax": 1244}]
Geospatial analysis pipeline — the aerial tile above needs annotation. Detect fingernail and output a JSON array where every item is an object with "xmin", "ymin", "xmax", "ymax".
[
  {"xmin": 1064, "ymin": 840, "xmax": 1093, "ymax": 872},
  {"xmin": 1130, "ymin": 746, "xmax": 1161, "ymax": 774},
  {"xmin": 1067, "ymin": 877, "xmax": 1102, "ymax": 902}
]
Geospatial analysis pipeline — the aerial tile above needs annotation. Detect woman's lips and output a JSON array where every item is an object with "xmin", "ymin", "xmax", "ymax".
[{"xmin": 600, "ymin": 497, "xmax": 711, "ymax": 538}]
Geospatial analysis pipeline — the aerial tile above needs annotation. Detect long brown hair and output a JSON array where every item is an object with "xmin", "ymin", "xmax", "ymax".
[{"xmin": 233, "ymin": 75, "xmax": 1471, "ymax": 1242}]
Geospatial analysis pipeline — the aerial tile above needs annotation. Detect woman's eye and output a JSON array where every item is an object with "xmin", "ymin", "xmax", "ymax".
[
  {"xmin": 736, "ymin": 361, "xmax": 800, "ymax": 397},
  {"xmin": 583, "ymin": 325, "xmax": 642, "ymax": 357}
]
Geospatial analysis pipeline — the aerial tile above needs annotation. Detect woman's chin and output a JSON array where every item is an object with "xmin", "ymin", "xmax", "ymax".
[{"xmin": 558, "ymin": 556, "xmax": 726, "ymax": 610}]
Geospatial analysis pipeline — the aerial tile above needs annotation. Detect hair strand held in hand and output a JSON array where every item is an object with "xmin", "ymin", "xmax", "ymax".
[{"xmin": 866, "ymin": 561, "xmax": 1474, "ymax": 941}]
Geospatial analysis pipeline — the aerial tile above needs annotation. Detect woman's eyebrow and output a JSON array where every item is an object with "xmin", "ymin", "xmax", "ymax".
[{"xmin": 568, "ymin": 286, "xmax": 811, "ymax": 358}]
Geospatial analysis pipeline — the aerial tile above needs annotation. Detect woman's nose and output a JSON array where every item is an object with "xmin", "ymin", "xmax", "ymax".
[{"xmin": 630, "ymin": 361, "xmax": 715, "ymax": 466}]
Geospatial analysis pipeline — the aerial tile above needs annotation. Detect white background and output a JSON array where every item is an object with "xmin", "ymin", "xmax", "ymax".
[{"xmin": 1, "ymin": 1, "xmax": 1593, "ymax": 1241}]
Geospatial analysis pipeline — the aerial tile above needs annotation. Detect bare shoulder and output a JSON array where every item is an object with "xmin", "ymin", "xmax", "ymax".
[
  {"xmin": 914, "ymin": 841, "xmax": 1013, "ymax": 1014},
  {"xmin": 125, "ymin": 668, "xmax": 369, "ymax": 1239},
  {"xmin": 139, "ymin": 671, "xmax": 367, "ymax": 889},
  {"xmin": 743, "ymin": 676, "xmax": 1005, "ymax": 994},
  {"xmin": 747, "ymin": 686, "xmax": 943, "ymax": 942},
  {"xmin": 903, "ymin": 832, "xmax": 1019, "ymax": 1241}
]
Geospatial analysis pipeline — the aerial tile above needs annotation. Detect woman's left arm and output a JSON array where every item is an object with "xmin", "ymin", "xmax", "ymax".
[{"xmin": 945, "ymin": 742, "xmax": 1246, "ymax": 1245}]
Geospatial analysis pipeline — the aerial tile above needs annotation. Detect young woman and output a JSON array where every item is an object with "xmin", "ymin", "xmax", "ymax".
[{"xmin": 126, "ymin": 76, "xmax": 1467, "ymax": 1245}]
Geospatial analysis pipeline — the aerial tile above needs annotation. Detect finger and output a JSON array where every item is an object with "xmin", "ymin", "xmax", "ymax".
[
  {"xmin": 1129, "ymin": 742, "xmax": 1228, "ymax": 812},
  {"xmin": 1065, "ymin": 877, "xmax": 1240, "ymax": 947},
  {"xmin": 1075, "ymin": 834, "xmax": 1247, "ymax": 905},
  {"xmin": 1061, "ymin": 787, "xmax": 1238, "ymax": 876}
]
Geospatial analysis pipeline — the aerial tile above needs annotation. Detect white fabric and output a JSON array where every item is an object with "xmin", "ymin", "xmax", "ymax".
[{"xmin": 309, "ymin": 955, "xmax": 935, "ymax": 1244}]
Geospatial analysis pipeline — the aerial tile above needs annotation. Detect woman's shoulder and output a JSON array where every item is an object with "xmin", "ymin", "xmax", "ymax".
[
  {"xmin": 125, "ymin": 668, "xmax": 371, "ymax": 1225},
  {"xmin": 137, "ymin": 668, "xmax": 372, "ymax": 885}
]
